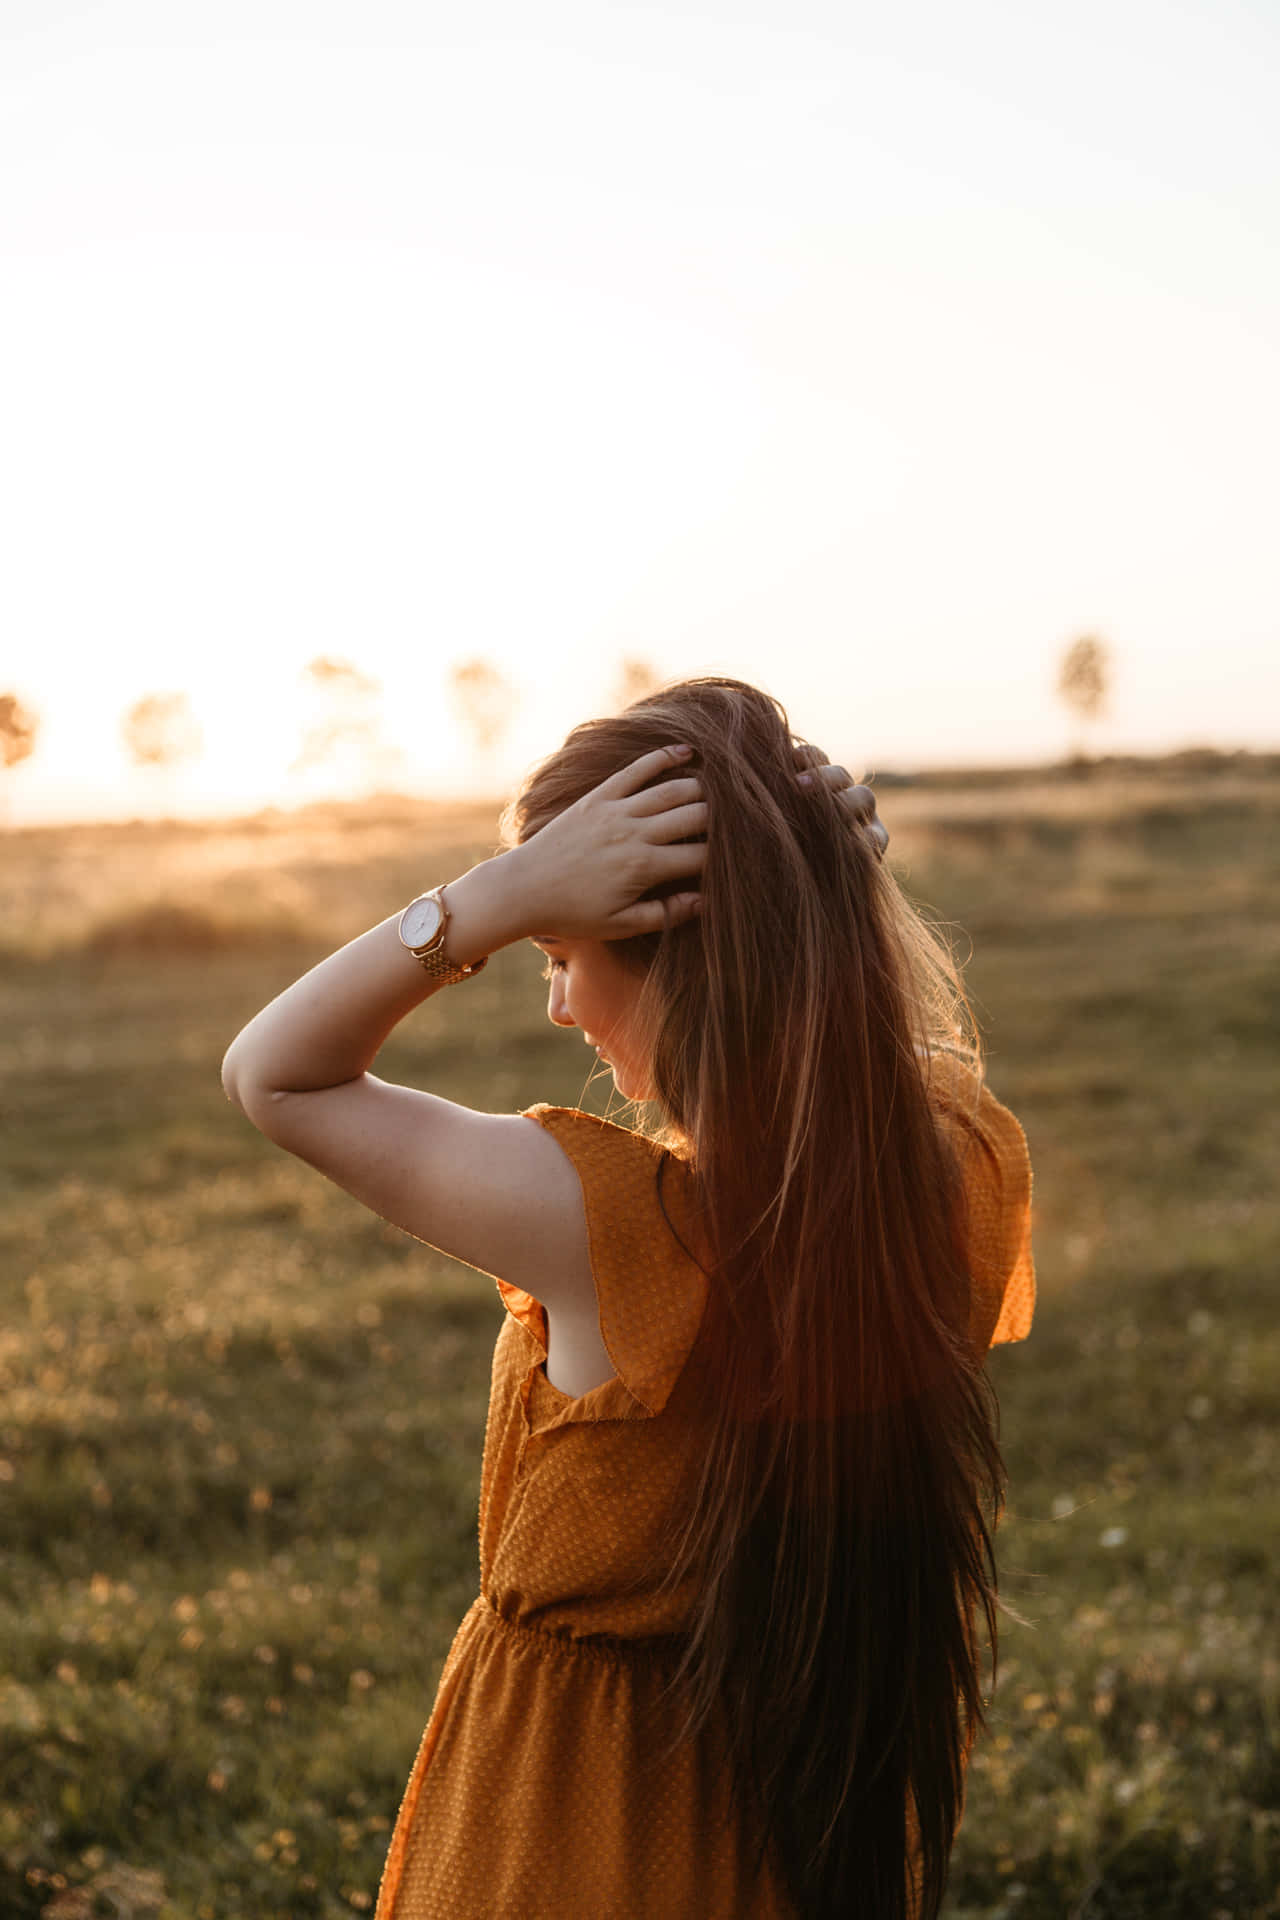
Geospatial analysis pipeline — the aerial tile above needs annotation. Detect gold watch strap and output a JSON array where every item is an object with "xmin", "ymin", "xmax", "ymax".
[{"xmin": 410, "ymin": 945, "xmax": 488, "ymax": 984}]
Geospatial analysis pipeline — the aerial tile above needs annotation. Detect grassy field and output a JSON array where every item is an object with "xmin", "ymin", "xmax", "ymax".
[{"xmin": 2, "ymin": 761, "xmax": 1277, "ymax": 1918}]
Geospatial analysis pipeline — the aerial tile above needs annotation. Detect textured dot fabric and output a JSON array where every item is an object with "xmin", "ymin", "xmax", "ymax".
[{"xmin": 374, "ymin": 1056, "xmax": 1035, "ymax": 1918}]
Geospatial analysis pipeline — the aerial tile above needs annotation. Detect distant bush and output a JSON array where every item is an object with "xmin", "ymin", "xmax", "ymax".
[{"xmin": 83, "ymin": 901, "xmax": 307, "ymax": 956}]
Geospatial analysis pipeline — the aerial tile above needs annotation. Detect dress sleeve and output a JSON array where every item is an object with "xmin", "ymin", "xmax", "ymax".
[
  {"xmin": 926, "ymin": 1057, "xmax": 1036, "ymax": 1353},
  {"xmin": 511, "ymin": 1105, "xmax": 710, "ymax": 1416}
]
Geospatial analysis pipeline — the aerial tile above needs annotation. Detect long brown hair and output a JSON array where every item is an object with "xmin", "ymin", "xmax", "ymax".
[{"xmin": 499, "ymin": 676, "xmax": 1005, "ymax": 1918}]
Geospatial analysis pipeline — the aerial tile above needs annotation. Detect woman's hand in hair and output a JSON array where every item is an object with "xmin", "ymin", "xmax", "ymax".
[
  {"xmin": 794, "ymin": 747, "xmax": 890, "ymax": 861},
  {"xmin": 505, "ymin": 744, "xmax": 708, "ymax": 941}
]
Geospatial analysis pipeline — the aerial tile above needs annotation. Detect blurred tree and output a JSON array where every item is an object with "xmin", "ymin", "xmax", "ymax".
[
  {"xmin": 447, "ymin": 658, "xmax": 516, "ymax": 757},
  {"xmin": 120, "ymin": 692, "xmax": 203, "ymax": 770},
  {"xmin": 0, "ymin": 692, "xmax": 39, "ymax": 827},
  {"xmin": 290, "ymin": 655, "xmax": 395, "ymax": 791},
  {"xmin": 0, "ymin": 692, "xmax": 39, "ymax": 772},
  {"xmin": 1056, "ymin": 634, "xmax": 1111, "ymax": 764},
  {"xmin": 612, "ymin": 656, "xmax": 663, "ymax": 710}
]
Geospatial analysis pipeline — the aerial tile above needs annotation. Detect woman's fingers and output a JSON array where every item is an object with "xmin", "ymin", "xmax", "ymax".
[
  {"xmin": 595, "ymin": 747, "xmax": 883, "ymax": 929},
  {"xmin": 646, "ymin": 798, "xmax": 709, "ymax": 841},
  {"xmin": 841, "ymin": 779, "xmax": 876, "ymax": 819},
  {"xmin": 629, "ymin": 773, "xmax": 703, "ymax": 816},
  {"xmin": 798, "ymin": 761, "xmax": 857, "ymax": 797},
  {"xmin": 609, "ymin": 891, "xmax": 703, "ymax": 936},
  {"xmin": 838, "ymin": 780, "xmax": 888, "ymax": 855},
  {"xmin": 650, "ymin": 838, "xmax": 709, "ymax": 880},
  {"xmin": 796, "ymin": 759, "xmax": 889, "ymax": 858},
  {"xmin": 793, "ymin": 742, "xmax": 827, "ymax": 771},
  {"xmin": 607, "ymin": 743, "xmax": 695, "ymax": 797}
]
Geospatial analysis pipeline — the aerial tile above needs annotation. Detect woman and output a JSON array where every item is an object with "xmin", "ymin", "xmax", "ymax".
[{"xmin": 221, "ymin": 675, "xmax": 1035, "ymax": 1917}]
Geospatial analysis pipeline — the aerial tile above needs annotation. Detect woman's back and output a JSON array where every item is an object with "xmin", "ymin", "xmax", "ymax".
[
  {"xmin": 375, "ymin": 1060, "xmax": 1033, "ymax": 1917},
  {"xmin": 375, "ymin": 1104, "xmax": 790, "ymax": 1918}
]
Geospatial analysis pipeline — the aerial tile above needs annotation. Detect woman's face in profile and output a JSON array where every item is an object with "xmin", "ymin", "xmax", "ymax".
[{"xmin": 533, "ymin": 935, "xmax": 655, "ymax": 1103}]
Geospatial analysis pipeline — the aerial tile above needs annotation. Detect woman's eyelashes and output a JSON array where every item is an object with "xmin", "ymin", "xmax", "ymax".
[{"xmin": 539, "ymin": 957, "xmax": 566, "ymax": 980}]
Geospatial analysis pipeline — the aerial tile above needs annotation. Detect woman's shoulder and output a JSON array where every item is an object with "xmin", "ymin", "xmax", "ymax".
[
  {"xmin": 521, "ymin": 1100, "xmax": 668, "ymax": 1149},
  {"xmin": 521, "ymin": 1101, "xmax": 691, "ymax": 1164},
  {"xmin": 520, "ymin": 1103, "xmax": 699, "ymax": 1213},
  {"xmin": 919, "ymin": 1051, "xmax": 1036, "ymax": 1349},
  {"xmin": 517, "ymin": 1104, "xmax": 709, "ymax": 1413},
  {"xmin": 921, "ymin": 1049, "xmax": 1029, "ymax": 1155}
]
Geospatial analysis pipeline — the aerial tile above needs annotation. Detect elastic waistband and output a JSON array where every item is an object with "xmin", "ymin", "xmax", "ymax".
[{"xmin": 474, "ymin": 1596, "xmax": 688, "ymax": 1672}]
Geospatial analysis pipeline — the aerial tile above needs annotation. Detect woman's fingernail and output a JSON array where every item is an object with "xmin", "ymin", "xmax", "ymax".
[
  {"xmin": 671, "ymin": 743, "xmax": 693, "ymax": 757},
  {"xmin": 797, "ymin": 772, "xmax": 813, "ymax": 786}
]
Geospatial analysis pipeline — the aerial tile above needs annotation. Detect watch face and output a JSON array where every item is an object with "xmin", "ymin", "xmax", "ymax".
[{"xmin": 401, "ymin": 895, "xmax": 443, "ymax": 949}]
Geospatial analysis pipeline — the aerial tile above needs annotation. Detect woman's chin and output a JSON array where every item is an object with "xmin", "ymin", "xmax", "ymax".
[{"xmin": 612, "ymin": 1067, "xmax": 654, "ymax": 1104}]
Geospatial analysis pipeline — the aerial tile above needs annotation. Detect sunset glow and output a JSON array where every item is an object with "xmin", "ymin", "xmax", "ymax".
[{"xmin": 3, "ymin": 0, "xmax": 1277, "ymax": 825}]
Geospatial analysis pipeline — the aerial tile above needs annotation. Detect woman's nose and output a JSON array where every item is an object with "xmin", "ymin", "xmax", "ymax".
[{"xmin": 548, "ymin": 978, "xmax": 575, "ymax": 1028}]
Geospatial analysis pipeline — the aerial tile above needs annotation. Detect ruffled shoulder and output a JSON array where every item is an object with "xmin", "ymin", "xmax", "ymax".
[
  {"xmin": 502, "ymin": 1105, "xmax": 710, "ymax": 1416},
  {"xmin": 923, "ymin": 1053, "xmax": 1036, "ymax": 1351}
]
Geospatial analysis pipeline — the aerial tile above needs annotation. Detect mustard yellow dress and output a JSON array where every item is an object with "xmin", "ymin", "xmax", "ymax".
[{"xmin": 375, "ymin": 1057, "xmax": 1035, "ymax": 1919}]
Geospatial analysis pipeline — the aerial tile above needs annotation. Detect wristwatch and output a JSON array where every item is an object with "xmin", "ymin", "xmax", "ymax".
[{"xmin": 398, "ymin": 886, "xmax": 489, "ymax": 985}]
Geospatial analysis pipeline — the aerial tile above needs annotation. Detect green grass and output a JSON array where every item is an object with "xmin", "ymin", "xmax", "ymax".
[{"xmin": 2, "ymin": 769, "xmax": 1277, "ymax": 1917}]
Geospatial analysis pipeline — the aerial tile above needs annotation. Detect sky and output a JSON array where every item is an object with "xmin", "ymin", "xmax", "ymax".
[{"xmin": 2, "ymin": 0, "xmax": 1277, "ymax": 825}]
